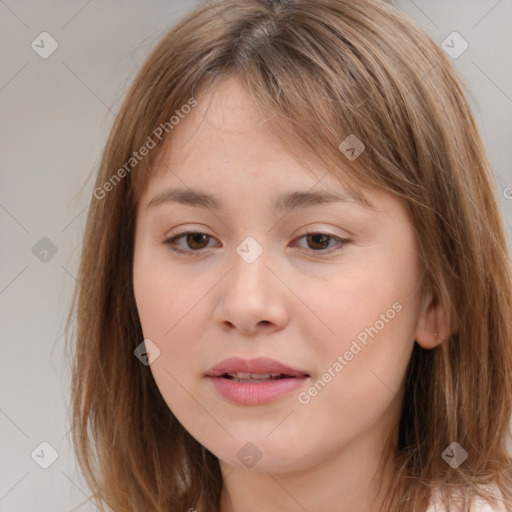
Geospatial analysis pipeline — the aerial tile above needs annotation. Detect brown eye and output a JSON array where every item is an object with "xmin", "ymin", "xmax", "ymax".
[
  {"xmin": 293, "ymin": 232, "xmax": 350, "ymax": 254},
  {"xmin": 305, "ymin": 233, "xmax": 332, "ymax": 251},
  {"xmin": 184, "ymin": 233, "xmax": 211, "ymax": 250},
  {"xmin": 163, "ymin": 231, "xmax": 217, "ymax": 254}
]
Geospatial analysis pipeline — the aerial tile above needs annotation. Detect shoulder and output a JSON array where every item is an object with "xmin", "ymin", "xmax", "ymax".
[{"xmin": 426, "ymin": 484, "xmax": 507, "ymax": 512}]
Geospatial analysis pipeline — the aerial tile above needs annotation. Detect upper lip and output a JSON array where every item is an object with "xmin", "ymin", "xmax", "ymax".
[{"xmin": 206, "ymin": 357, "xmax": 309, "ymax": 378}]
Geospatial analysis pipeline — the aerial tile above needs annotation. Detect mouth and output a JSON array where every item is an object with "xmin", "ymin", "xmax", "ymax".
[
  {"xmin": 206, "ymin": 357, "xmax": 310, "ymax": 405},
  {"xmin": 221, "ymin": 372, "xmax": 304, "ymax": 382}
]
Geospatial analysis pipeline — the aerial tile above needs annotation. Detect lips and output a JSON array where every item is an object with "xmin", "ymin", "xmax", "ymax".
[
  {"xmin": 205, "ymin": 357, "xmax": 310, "ymax": 405},
  {"xmin": 206, "ymin": 357, "xmax": 309, "ymax": 379}
]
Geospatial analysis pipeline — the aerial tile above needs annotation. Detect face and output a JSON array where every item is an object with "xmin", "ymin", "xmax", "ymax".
[{"xmin": 133, "ymin": 75, "xmax": 427, "ymax": 474}]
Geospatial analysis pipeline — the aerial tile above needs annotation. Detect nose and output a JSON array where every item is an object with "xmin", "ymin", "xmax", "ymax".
[{"xmin": 212, "ymin": 244, "xmax": 289, "ymax": 335}]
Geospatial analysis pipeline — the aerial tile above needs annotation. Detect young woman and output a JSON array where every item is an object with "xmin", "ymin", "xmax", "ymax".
[{"xmin": 67, "ymin": 0, "xmax": 512, "ymax": 510}]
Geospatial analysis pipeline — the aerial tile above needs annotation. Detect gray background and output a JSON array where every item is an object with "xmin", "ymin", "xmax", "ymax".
[{"xmin": 1, "ymin": 1, "xmax": 511, "ymax": 510}]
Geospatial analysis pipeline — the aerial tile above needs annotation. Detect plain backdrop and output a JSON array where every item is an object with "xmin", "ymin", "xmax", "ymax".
[{"xmin": 1, "ymin": 1, "xmax": 511, "ymax": 510}]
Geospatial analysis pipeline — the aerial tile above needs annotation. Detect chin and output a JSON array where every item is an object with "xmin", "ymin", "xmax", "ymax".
[{"xmin": 208, "ymin": 435, "xmax": 317, "ymax": 474}]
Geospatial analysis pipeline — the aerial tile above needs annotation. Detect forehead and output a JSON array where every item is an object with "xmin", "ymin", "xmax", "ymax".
[
  {"xmin": 134, "ymin": 74, "xmax": 372, "ymax": 208},
  {"xmin": 160, "ymin": 77, "xmax": 301, "ymax": 165}
]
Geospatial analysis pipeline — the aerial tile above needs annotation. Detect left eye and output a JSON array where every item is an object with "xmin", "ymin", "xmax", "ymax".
[
  {"xmin": 296, "ymin": 232, "xmax": 350, "ymax": 252},
  {"xmin": 162, "ymin": 231, "xmax": 350, "ymax": 255}
]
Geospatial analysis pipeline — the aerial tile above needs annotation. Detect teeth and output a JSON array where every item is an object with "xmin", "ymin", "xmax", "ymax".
[{"xmin": 225, "ymin": 372, "xmax": 288, "ymax": 382}]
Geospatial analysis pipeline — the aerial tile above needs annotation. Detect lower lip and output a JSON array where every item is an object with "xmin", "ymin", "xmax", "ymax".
[{"xmin": 207, "ymin": 376, "xmax": 309, "ymax": 405}]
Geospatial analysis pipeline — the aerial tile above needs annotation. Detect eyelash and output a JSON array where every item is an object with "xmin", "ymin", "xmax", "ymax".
[{"xmin": 162, "ymin": 230, "xmax": 350, "ymax": 256}]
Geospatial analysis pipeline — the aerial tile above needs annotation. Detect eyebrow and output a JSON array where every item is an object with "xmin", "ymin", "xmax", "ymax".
[{"xmin": 146, "ymin": 187, "xmax": 376, "ymax": 212}]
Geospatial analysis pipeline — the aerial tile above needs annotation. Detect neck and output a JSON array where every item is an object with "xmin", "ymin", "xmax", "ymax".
[{"xmin": 218, "ymin": 415, "xmax": 398, "ymax": 512}]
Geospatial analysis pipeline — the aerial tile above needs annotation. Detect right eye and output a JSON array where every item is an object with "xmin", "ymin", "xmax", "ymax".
[{"xmin": 162, "ymin": 231, "xmax": 218, "ymax": 255}]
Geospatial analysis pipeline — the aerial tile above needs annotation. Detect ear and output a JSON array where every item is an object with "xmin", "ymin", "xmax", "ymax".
[{"xmin": 414, "ymin": 287, "xmax": 452, "ymax": 349}]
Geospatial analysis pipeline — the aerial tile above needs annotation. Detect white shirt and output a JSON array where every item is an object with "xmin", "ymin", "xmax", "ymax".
[{"xmin": 426, "ymin": 484, "xmax": 507, "ymax": 512}]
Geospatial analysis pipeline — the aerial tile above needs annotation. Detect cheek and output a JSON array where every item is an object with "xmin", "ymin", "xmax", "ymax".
[
  {"xmin": 133, "ymin": 245, "xmax": 214, "ymax": 387},
  {"xmin": 133, "ymin": 256, "xmax": 209, "ymax": 419},
  {"xmin": 133, "ymin": 280, "xmax": 217, "ymax": 446},
  {"xmin": 300, "ymin": 255, "xmax": 415, "ymax": 349},
  {"xmin": 133, "ymin": 240, "xmax": 203, "ymax": 337},
  {"xmin": 300, "ymin": 246, "xmax": 420, "ymax": 396}
]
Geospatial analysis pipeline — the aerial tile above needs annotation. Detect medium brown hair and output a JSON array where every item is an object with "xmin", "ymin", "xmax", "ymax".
[{"xmin": 66, "ymin": 0, "xmax": 512, "ymax": 510}]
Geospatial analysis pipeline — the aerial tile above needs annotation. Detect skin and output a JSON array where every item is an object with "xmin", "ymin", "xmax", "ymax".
[{"xmin": 133, "ymin": 75, "xmax": 449, "ymax": 512}]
